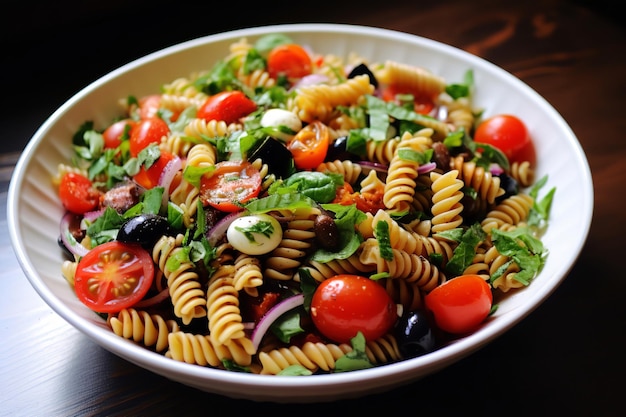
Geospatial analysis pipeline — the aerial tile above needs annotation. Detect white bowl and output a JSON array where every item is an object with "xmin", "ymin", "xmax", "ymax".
[{"xmin": 7, "ymin": 23, "xmax": 593, "ymax": 402}]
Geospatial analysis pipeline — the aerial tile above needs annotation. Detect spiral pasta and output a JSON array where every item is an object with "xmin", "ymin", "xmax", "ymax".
[
  {"xmin": 258, "ymin": 341, "xmax": 352, "ymax": 375},
  {"xmin": 290, "ymin": 74, "xmax": 374, "ymax": 123},
  {"xmin": 166, "ymin": 331, "xmax": 255, "ymax": 367},
  {"xmin": 429, "ymin": 170, "xmax": 464, "ymax": 234},
  {"xmin": 152, "ymin": 234, "xmax": 206, "ymax": 324},
  {"xmin": 480, "ymin": 193, "xmax": 534, "ymax": 234},
  {"xmin": 383, "ymin": 132, "xmax": 432, "ymax": 212},
  {"xmin": 263, "ymin": 215, "xmax": 317, "ymax": 281},
  {"xmin": 359, "ymin": 238, "xmax": 445, "ymax": 292},
  {"xmin": 316, "ymin": 159, "xmax": 363, "ymax": 185},
  {"xmin": 107, "ymin": 308, "xmax": 180, "ymax": 352}
]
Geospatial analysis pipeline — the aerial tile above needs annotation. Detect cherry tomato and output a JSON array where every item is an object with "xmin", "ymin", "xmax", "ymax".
[
  {"xmin": 197, "ymin": 91, "xmax": 257, "ymax": 125},
  {"xmin": 102, "ymin": 119, "xmax": 136, "ymax": 149},
  {"xmin": 200, "ymin": 160, "xmax": 262, "ymax": 212},
  {"xmin": 380, "ymin": 84, "xmax": 435, "ymax": 115},
  {"xmin": 474, "ymin": 114, "xmax": 536, "ymax": 166},
  {"xmin": 424, "ymin": 274, "xmax": 493, "ymax": 334},
  {"xmin": 59, "ymin": 172, "xmax": 101, "ymax": 214},
  {"xmin": 74, "ymin": 241, "xmax": 155, "ymax": 313},
  {"xmin": 138, "ymin": 94, "xmax": 162, "ymax": 120},
  {"xmin": 287, "ymin": 121, "xmax": 329, "ymax": 170},
  {"xmin": 133, "ymin": 150, "xmax": 176, "ymax": 190},
  {"xmin": 129, "ymin": 118, "xmax": 170, "ymax": 157},
  {"xmin": 310, "ymin": 274, "xmax": 398, "ymax": 343},
  {"xmin": 267, "ymin": 43, "xmax": 312, "ymax": 80}
]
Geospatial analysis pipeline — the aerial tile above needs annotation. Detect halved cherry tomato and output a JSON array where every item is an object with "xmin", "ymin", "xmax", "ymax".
[
  {"xmin": 287, "ymin": 121, "xmax": 329, "ymax": 170},
  {"xmin": 310, "ymin": 274, "xmax": 398, "ymax": 343},
  {"xmin": 200, "ymin": 160, "xmax": 262, "ymax": 212},
  {"xmin": 474, "ymin": 114, "xmax": 536, "ymax": 166},
  {"xmin": 267, "ymin": 43, "xmax": 312, "ymax": 80},
  {"xmin": 74, "ymin": 241, "xmax": 154, "ymax": 313},
  {"xmin": 59, "ymin": 172, "xmax": 101, "ymax": 214},
  {"xmin": 380, "ymin": 84, "xmax": 435, "ymax": 115},
  {"xmin": 424, "ymin": 274, "xmax": 493, "ymax": 334},
  {"xmin": 129, "ymin": 118, "xmax": 170, "ymax": 157},
  {"xmin": 133, "ymin": 150, "xmax": 176, "ymax": 190},
  {"xmin": 102, "ymin": 119, "xmax": 136, "ymax": 149},
  {"xmin": 138, "ymin": 94, "xmax": 162, "ymax": 120},
  {"xmin": 197, "ymin": 91, "xmax": 257, "ymax": 125}
]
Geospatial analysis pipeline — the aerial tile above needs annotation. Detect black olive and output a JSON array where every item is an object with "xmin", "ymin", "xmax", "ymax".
[
  {"xmin": 116, "ymin": 214, "xmax": 175, "ymax": 249},
  {"xmin": 394, "ymin": 310, "xmax": 436, "ymax": 359},
  {"xmin": 314, "ymin": 214, "xmax": 341, "ymax": 251},
  {"xmin": 496, "ymin": 173, "xmax": 519, "ymax": 203},
  {"xmin": 324, "ymin": 136, "xmax": 359, "ymax": 162},
  {"xmin": 247, "ymin": 136, "xmax": 294, "ymax": 179},
  {"xmin": 347, "ymin": 63, "xmax": 379, "ymax": 88}
]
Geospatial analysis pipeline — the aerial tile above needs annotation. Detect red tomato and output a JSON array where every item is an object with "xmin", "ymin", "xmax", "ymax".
[
  {"xmin": 59, "ymin": 172, "xmax": 101, "ymax": 214},
  {"xmin": 267, "ymin": 43, "xmax": 312, "ymax": 80},
  {"xmin": 197, "ymin": 91, "xmax": 257, "ymax": 125},
  {"xmin": 287, "ymin": 121, "xmax": 329, "ymax": 170},
  {"xmin": 133, "ymin": 150, "xmax": 176, "ymax": 190},
  {"xmin": 424, "ymin": 274, "xmax": 493, "ymax": 334},
  {"xmin": 138, "ymin": 94, "xmax": 162, "ymax": 120},
  {"xmin": 380, "ymin": 84, "xmax": 435, "ymax": 115},
  {"xmin": 74, "ymin": 241, "xmax": 155, "ymax": 313},
  {"xmin": 474, "ymin": 114, "xmax": 536, "ymax": 166},
  {"xmin": 310, "ymin": 274, "xmax": 398, "ymax": 343},
  {"xmin": 129, "ymin": 118, "xmax": 170, "ymax": 157},
  {"xmin": 200, "ymin": 160, "xmax": 262, "ymax": 212},
  {"xmin": 102, "ymin": 119, "xmax": 136, "ymax": 149}
]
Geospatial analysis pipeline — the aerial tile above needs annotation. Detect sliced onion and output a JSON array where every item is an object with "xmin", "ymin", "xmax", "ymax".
[
  {"xmin": 60, "ymin": 211, "xmax": 90, "ymax": 258},
  {"xmin": 250, "ymin": 294, "xmax": 305, "ymax": 351},
  {"xmin": 206, "ymin": 211, "xmax": 245, "ymax": 246},
  {"xmin": 291, "ymin": 74, "xmax": 329, "ymax": 90},
  {"xmin": 82, "ymin": 208, "xmax": 105, "ymax": 223},
  {"xmin": 417, "ymin": 162, "xmax": 437, "ymax": 174},
  {"xmin": 158, "ymin": 155, "xmax": 183, "ymax": 206},
  {"xmin": 357, "ymin": 161, "xmax": 389, "ymax": 173}
]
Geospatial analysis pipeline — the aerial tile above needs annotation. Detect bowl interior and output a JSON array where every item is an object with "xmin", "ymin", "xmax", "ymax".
[{"xmin": 7, "ymin": 23, "xmax": 593, "ymax": 402}]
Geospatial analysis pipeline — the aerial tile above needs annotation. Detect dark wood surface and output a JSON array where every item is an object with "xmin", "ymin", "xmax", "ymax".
[{"xmin": 2, "ymin": 1, "xmax": 624, "ymax": 415}]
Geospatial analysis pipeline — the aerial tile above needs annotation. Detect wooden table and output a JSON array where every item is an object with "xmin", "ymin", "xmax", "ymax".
[{"xmin": 2, "ymin": 1, "xmax": 624, "ymax": 415}]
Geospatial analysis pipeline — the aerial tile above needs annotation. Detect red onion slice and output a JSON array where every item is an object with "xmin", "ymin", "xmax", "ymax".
[
  {"xmin": 158, "ymin": 155, "xmax": 182, "ymax": 206},
  {"xmin": 60, "ymin": 212, "xmax": 90, "ymax": 258},
  {"xmin": 417, "ymin": 162, "xmax": 437, "ymax": 174},
  {"xmin": 206, "ymin": 211, "xmax": 245, "ymax": 246},
  {"xmin": 250, "ymin": 294, "xmax": 305, "ymax": 351},
  {"xmin": 489, "ymin": 163, "xmax": 504, "ymax": 176},
  {"xmin": 357, "ymin": 161, "xmax": 389, "ymax": 173}
]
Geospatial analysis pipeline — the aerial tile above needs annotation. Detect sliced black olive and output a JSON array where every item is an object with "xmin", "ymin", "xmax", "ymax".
[
  {"xmin": 247, "ymin": 136, "xmax": 295, "ymax": 179},
  {"xmin": 348, "ymin": 62, "xmax": 379, "ymax": 88},
  {"xmin": 394, "ymin": 310, "xmax": 436, "ymax": 359},
  {"xmin": 496, "ymin": 173, "xmax": 519, "ymax": 203},
  {"xmin": 116, "ymin": 213, "xmax": 175, "ymax": 249}
]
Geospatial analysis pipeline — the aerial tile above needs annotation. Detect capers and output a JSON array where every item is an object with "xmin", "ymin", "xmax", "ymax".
[{"xmin": 314, "ymin": 214, "xmax": 341, "ymax": 251}]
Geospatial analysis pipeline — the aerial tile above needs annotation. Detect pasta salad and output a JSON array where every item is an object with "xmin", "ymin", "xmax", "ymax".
[{"xmin": 55, "ymin": 33, "xmax": 554, "ymax": 375}]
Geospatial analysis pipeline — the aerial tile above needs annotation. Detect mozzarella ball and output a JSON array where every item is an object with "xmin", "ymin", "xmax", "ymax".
[
  {"xmin": 226, "ymin": 214, "xmax": 283, "ymax": 255},
  {"xmin": 260, "ymin": 108, "xmax": 302, "ymax": 141}
]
